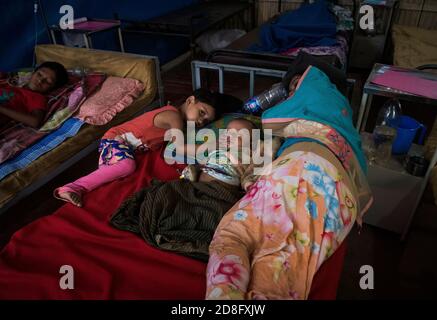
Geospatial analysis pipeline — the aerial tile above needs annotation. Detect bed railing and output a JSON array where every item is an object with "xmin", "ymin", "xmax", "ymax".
[
  {"xmin": 191, "ymin": 60, "xmax": 357, "ymax": 126},
  {"xmin": 191, "ymin": 60, "xmax": 286, "ymax": 99}
]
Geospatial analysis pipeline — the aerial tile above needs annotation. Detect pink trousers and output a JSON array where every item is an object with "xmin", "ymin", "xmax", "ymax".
[{"xmin": 55, "ymin": 159, "xmax": 136, "ymax": 196}]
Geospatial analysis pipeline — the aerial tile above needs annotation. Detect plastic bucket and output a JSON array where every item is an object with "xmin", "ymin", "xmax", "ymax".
[{"xmin": 392, "ymin": 116, "xmax": 426, "ymax": 155}]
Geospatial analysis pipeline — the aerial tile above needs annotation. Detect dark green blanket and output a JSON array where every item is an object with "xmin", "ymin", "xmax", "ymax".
[{"xmin": 110, "ymin": 179, "xmax": 243, "ymax": 261}]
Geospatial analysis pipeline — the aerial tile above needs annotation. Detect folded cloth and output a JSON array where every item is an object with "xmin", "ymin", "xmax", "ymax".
[{"xmin": 111, "ymin": 179, "xmax": 243, "ymax": 261}]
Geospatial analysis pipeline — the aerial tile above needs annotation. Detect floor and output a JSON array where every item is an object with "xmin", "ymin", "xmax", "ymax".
[{"xmin": 1, "ymin": 57, "xmax": 436, "ymax": 299}]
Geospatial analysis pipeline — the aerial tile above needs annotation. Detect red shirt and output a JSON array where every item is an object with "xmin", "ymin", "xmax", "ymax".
[{"xmin": 0, "ymin": 83, "xmax": 47, "ymax": 114}]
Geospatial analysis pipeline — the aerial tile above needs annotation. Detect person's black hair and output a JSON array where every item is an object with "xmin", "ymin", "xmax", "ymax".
[
  {"xmin": 192, "ymin": 88, "xmax": 244, "ymax": 120},
  {"xmin": 35, "ymin": 61, "xmax": 69, "ymax": 89},
  {"xmin": 282, "ymin": 51, "xmax": 348, "ymax": 96}
]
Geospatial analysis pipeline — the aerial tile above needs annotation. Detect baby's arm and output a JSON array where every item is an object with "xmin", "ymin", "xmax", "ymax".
[{"xmin": 180, "ymin": 164, "xmax": 200, "ymax": 181}]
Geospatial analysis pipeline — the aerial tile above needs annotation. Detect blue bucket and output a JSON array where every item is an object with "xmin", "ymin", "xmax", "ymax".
[{"xmin": 392, "ymin": 116, "xmax": 426, "ymax": 155}]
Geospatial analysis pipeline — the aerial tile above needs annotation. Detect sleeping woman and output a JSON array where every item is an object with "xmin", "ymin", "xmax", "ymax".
[
  {"xmin": 205, "ymin": 55, "xmax": 373, "ymax": 300},
  {"xmin": 0, "ymin": 61, "xmax": 68, "ymax": 128}
]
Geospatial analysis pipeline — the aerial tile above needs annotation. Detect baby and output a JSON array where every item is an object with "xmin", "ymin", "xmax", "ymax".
[{"xmin": 181, "ymin": 118, "xmax": 280, "ymax": 191}]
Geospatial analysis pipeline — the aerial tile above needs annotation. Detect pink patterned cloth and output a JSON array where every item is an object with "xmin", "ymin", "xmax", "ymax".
[
  {"xmin": 206, "ymin": 120, "xmax": 372, "ymax": 300},
  {"xmin": 206, "ymin": 146, "xmax": 359, "ymax": 300},
  {"xmin": 77, "ymin": 77, "xmax": 144, "ymax": 126}
]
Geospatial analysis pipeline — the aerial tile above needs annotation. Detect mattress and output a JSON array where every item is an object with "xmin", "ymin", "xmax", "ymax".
[
  {"xmin": 0, "ymin": 45, "xmax": 158, "ymax": 209},
  {"xmin": 0, "ymin": 146, "xmax": 347, "ymax": 299},
  {"xmin": 220, "ymin": 3, "xmax": 350, "ymax": 69}
]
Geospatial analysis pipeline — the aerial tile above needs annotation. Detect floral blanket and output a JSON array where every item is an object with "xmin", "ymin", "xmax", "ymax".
[{"xmin": 206, "ymin": 141, "xmax": 363, "ymax": 300}]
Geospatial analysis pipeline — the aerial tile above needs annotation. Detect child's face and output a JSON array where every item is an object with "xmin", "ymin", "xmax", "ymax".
[
  {"xmin": 28, "ymin": 67, "xmax": 57, "ymax": 93},
  {"xmin": 184, "ymin": 96, "xmax": 215, "ymax": 127}
]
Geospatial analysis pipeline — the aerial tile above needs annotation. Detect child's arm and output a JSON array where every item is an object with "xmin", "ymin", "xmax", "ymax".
[
  {"xmin": 158, "ymin": 110, "xmax": 213, "ymax": 162},
  {"xmin": 0, "ymin": 105, "xmax": 44, "ymax": 128},
  {"xmin": 164, "ymin": 140, "xmax": 204, "ymax": 165},
  {"xmin": 154, "ymin": 110, "xmax": 184, "ymax": 131}
]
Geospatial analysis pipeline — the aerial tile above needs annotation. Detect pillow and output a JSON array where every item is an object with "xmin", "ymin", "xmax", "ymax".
[{"xmin": 76, "ymin": 76, "xmax": 144, "ymax": 125}]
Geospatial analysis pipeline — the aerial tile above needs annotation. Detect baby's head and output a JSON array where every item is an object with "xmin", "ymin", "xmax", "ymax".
[
  {"xmin": 27, "ymin": 61, "xmax": 69, "ymax": 94},
  {"xmin": 225, "ymin": 118, "xmax": 256, "ymax": 151},
  {"xmin": 227, "ymin": 118, "xmax": 256, "ymax": 131}
]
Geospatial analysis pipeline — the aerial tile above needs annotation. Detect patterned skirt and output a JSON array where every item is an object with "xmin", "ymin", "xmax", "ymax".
[{"xmin": 98, "ymin": 139, "xmax": 135, "ymax": 166}]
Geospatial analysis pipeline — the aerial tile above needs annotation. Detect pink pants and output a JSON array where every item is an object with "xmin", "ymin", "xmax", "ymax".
[{"xmin": 58, "ymin": 158, "xmax": 136, "ymax": 195}]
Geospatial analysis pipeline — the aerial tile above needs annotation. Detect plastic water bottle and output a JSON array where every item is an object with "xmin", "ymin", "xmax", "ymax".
[
  {"xmin": 243, "ymin": 83, "xmax": 288, "ymax": 114},
  {"xmin": 375, "ymin": 99, "xmax": 402, "ymax": 128},
  {"xmin": 372, "ymin": 99, "xmax": 402, "ymax": 164}
]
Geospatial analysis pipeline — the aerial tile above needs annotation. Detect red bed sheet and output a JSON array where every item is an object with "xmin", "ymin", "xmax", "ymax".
[{"xmin": 0, "ymin": 145, "xmax": 346, "ymax": 299}]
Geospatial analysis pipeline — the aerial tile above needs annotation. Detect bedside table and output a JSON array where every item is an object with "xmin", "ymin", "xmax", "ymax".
[
  {"xmin": 358, "ymin": 63, "xmax": 437, "ymax": 239},
  {"xmin": 50, "ymin": 18, "xmax": 125, "ymax": 52}
]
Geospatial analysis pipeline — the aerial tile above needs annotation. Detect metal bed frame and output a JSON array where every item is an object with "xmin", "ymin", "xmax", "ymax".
[
  {"xmin": 191, "ymin": 59, "xmax": 356, "ymax": 113},
  {"xmin": 216, "ymin": 0, "xmax": 357, "ymax": 73},
  {"xmin": 192, "ymin": 60, "xmax": 286, "ymax": 98},
  {"xmin": 121, "ymin": 0, "xmax": 254, "ymax": 58},
  {"xmin": 0, "ymin": 49, "xmax": 165, "ymax": 216}
]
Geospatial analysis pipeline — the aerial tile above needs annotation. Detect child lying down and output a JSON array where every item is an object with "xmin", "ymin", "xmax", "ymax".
[
  {"xmin": 110, "ymin": 118, "xmax": 280, "ymax": 260},
  {"xmin": 180, "ymin": 118, "xmax": 281, "ymax": 191}
]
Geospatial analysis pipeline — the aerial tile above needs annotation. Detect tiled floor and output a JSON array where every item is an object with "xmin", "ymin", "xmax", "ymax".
[{"xmin": 0, "ymin": 57, "xmax": 436, "ymax": 299}]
